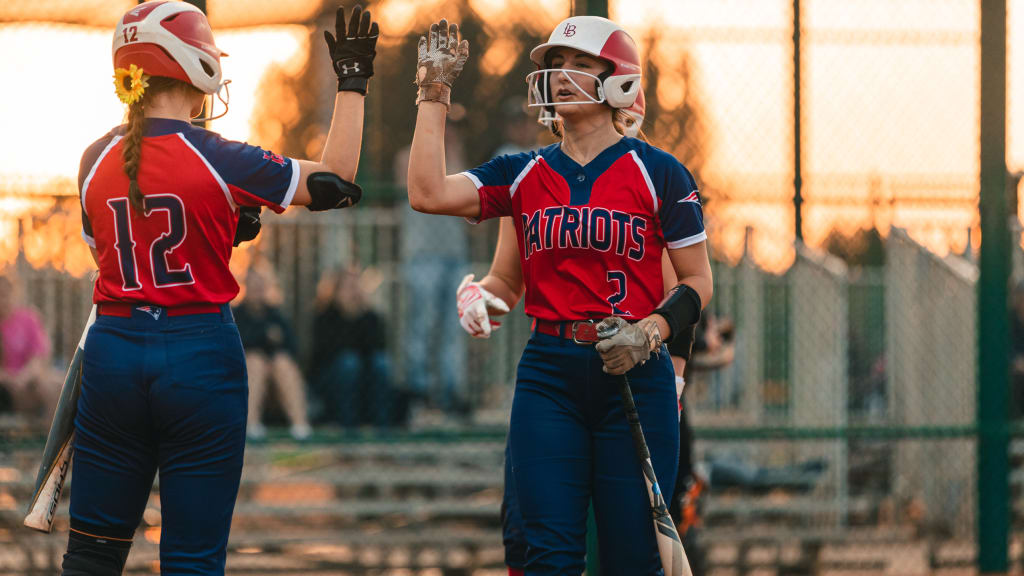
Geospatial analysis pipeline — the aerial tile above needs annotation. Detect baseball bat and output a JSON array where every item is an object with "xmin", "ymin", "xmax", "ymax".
[
  {"xmin": 598, "ymin": 323, "xmax": 692, "ymax": 576},
  {"xmin": 23, "ymin": 305, "xmax": 96, "ymax": 533}
]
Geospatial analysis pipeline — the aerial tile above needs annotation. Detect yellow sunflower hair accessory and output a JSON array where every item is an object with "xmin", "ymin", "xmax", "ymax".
[{"xmin": 113, "ymin": 64, "xmax": 149, "ymax": 105}]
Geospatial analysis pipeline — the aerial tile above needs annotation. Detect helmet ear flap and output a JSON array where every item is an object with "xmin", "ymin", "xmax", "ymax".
[{"xmin": 603, "ymin": 74, "xmax": 641, "ymax": 108}]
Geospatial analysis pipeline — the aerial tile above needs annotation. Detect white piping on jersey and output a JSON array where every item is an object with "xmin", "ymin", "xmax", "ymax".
[
  {"xmin": 281, "ymin": 158, "xmax": 300, "ymax": 210},
  {"xmin": 176, "ymin": 133, "xmax": 238, "ymax": 212},
  {"xmin": 461, "ymin": 170, "xmax": 484, "ymax": 190},
  {"xmin": 81, "ymin": 135, "xmax": 123, "ymax": 212},
  {"xmin": 627, "ymin": 150, "xmax": 659, "ymax": 213},
  {"xmin": 667, "ymin": 230, "xmax": 708, "ymax": 249},
  {"xmin": 510, "ymin": 158, "xmax": 538, "ymax": 198},
  {"xmin": 81, "ymin": 230, "xmax": 96, "ymax": 248}
]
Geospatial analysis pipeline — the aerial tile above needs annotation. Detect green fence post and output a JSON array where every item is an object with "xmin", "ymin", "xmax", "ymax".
[{"xmin": 978, "ymin": 0, "xmax": 1010, "ymax": 573}]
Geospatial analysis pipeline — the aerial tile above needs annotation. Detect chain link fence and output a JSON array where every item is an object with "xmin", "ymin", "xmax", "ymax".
[{"xmin": 0, "ymin": 0, "xmax": 1022, "ymax": 574}]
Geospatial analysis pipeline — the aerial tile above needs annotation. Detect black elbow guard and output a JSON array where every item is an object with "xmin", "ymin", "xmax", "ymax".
[
  {"xmin": 653, "ymin": 284, "xmax": 702, "ymax": 343},
  {"xmin": 667, "ymin": 323, "xmax": 697, "ymax": 360},
  {"xmin": 306, "ymin": 172, "xmax": 362, "ymax": 211}
]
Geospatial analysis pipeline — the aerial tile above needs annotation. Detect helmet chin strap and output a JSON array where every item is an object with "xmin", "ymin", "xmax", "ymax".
[{"xmin": 200, "ymin": 79, "xmax": 231, "ymax": 122}]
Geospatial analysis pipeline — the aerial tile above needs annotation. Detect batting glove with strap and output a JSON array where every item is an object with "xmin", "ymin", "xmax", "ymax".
[
  {"xmin": 415, "ymin": 19, "xmax": 470, "ymax": 109},
  {"xmin": 324, "ymin": 4, "xmax": 379, "ymax": 94},
  {"xmin": 595, "ymin": 316, "xmax": 663, "ymax": 375},
  {"xmin": 457, "ymin": 274, "xmax": 510, "ymax": 338}
]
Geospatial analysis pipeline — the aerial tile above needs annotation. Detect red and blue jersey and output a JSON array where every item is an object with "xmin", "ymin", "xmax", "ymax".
[
  {"xmin": 463, "ymin": 137, "xmax": 705, "ymax": 322},
  {"xmin": 79, "ymin": 118, "xmax": 298, "ymax": 306}
]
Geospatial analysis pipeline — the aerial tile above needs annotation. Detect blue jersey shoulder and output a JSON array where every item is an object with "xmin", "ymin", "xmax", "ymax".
[
  {"xmin": 78, "ymin": 129, "xmax": 121, "ymax": 193},
  {"xmin": 621, "ymin": 138, "xmax": 706, "ymax": 247},
  {"xmin": 621, "ymin": 138, "xmax": 699, "ymax": 202}
]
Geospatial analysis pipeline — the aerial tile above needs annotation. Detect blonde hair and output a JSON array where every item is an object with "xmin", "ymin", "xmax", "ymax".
[{"xmin": 120, "ymin": 77, "xmax": 202, "ymax": 213}]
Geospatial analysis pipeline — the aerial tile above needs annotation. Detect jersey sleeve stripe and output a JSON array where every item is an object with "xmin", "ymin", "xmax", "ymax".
[
  {"xmin": 667, "ymin": 230, "xmax": 708, "ymax": 249},
  {"xmin": 628, "ymin": 150, "xmax": 659, "ymax": 213},
  {"xmin": 509, "ymin": 158, "xmax": 538, "ymax": 198},
  {"xmin": 280, "ymin": 158, "xmax": 299, "ymax": 210},
  {"xmin": 460, "ymin": 171, "xmax": 484, "ymax": 190},
  {"xmin": 81, "ymin": 230, "xmax": 96, "ymax": 248},
  {"xmin": 176, "ymin": 133, "xmax": 238, "ymax": 212},
  {"xmin": 81, "ymin": 135, "xmax": 123, "ymax": 211}
]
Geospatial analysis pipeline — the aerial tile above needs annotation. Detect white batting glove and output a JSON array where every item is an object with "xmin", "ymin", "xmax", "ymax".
[{"xmin": 456, "ymin": 274, "xmax": 510, "ymax": 338}]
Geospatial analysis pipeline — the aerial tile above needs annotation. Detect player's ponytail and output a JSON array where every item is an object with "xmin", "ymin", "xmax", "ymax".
[
  {"xmin": 123, "ymin": 99, "xmax": 146, "ymax": 213},
  {"xmin": 613, "ymin": 109, "xmax": 649, "ymax": 142}
]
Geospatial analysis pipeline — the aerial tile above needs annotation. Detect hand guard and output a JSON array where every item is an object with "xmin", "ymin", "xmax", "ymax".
[
  {"xmin": 456, "ymin": 274, "xmax": 509, "ymax": 338},
  {"xmin": 595, "ymin": 316, "xmax": 663, "ymax": 375},
  {"xmin": 324, "ymin": 4, "xmax": 379, "ymax": 94},
  {"xmin": 233, "ymin": 206, "xmax": 262, "ymax": 246},
  {"xmin": 415, "ymin": 19, "xmax": 470, "ymax": 109}
]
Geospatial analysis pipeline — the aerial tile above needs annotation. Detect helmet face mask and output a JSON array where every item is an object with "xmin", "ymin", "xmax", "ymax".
[{"xmin": 526, "ymin": 68, "xmax": 607, "ymax": 109}]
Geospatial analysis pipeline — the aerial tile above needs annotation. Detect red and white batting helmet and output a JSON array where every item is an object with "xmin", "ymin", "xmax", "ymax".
[
  {"xmin": 529, "ymin": 16, "xmax": 641, "ymax": 109},
  {"xmin": 112, "ymin": 1, "xmax": 226, "ymax": 95}
]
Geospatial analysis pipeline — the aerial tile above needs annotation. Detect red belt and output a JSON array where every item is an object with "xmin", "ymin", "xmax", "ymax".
[
  {"xmin": 532, "ymin": 319, "xmax": 601, "ymax": 344},
  {"xmin": 97, "ymin": 303, "xmax": 222, "ymax": 318}
]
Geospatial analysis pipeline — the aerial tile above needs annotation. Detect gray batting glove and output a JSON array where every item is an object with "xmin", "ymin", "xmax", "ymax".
[
  {"xmin": 415, "ymin": 19, "xmax": 469, "ymax": 108},
  {"xmin": 595, "ymin": 316, "xmax": 661, "ymax": 375}
]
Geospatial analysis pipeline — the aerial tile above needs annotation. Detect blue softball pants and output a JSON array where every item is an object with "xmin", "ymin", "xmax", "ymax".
[
  {"xmin": 509, "ymin": 331, "xmax": 679, "ymax": 576},
  {"xmin": 65, "ymin": 304, "xmax": 247, "ymax": 575}
]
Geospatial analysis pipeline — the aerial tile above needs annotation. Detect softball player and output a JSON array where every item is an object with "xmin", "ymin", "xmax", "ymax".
[
  {"xmin": 64, "ymin": 3, "xmax": 377, "ymax": 573},
  {"xmin": 409, "ymin": 15, "xmax": 712, "ymax": 575}
]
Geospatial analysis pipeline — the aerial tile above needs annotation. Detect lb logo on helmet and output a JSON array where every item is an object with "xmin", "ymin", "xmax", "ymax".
[
  {"xmin": 112, "ymin": 0, "xmax": 227, "ymax": 95},
  {"xmin": 562, "ymin": 23, "xmax": 577, "ymax": 37}
]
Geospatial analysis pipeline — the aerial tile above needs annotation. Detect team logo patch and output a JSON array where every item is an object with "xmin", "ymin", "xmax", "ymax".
[
  {"xmin": 263, "ymin": 151, "xmax": 286, "ymax": 166},
  {"xmin": 563, "ymin": 24, "xmax": 576, "ymax": 37},
  {"xmin": 136, "ymin": 306, "xmax": 162, "ymax": 320},
  {"xmin": 677, "ymin": 190, "xmax": 700, "ymax": 204}
]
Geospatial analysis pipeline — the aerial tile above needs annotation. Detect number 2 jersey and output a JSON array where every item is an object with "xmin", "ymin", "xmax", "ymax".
[
  {"xmin": 463, "ymin": 137, "xmax": 706, "ymax": 322},
  {"xmin": 79, "ymin": 118, "xmax": 298, "ymax": 306}
]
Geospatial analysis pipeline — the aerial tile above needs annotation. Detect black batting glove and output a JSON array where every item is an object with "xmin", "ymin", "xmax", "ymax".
[
  {"xmin": 324, "ymin": 4, "xmax": 379, "ymax": 94},
  {"xmin": 233, "ymin": 206, "xmax": 262, "ymax": 246}
]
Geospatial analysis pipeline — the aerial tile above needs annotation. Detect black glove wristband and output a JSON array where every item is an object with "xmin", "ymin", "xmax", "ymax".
[
  {"xmin": 338, "ymin": 75, "xmax": 369, "ymax": 94},
  {"xmin": 653, "ymin": 283, "xmax": 702, "ymax": 343},
  {"xmin": 233, "ymin": 206, "xmax": 262, "ymax": 246}
]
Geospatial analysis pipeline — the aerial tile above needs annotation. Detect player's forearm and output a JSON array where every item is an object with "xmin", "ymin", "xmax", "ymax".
[
  {"xmin": 478, "ymin": 273, "xmax": 522, "ymax": 315},
  {"xmin": 407, "ymin": 102, "xmax": 448, "ymax": 213},
  {"xmin": 319, "ymin": 92, "xmax": 365, "ymax": 182}
]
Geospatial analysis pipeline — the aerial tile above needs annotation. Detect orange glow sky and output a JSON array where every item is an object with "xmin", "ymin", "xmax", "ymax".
[{"xmin": 1, "ymin": 0, "xmax": 1022, "ymax": 273}]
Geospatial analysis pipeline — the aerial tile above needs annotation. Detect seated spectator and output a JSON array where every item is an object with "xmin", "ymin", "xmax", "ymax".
[
  {"xmin": 233, "ymin": 266, "xmax": 311, "ymax": 441},
  {"xmin": 0, "ymin": 274, "xmax": 61, "ymax": 425},
  {"xmin": 310, "ymin": 268, "xmax": 396, "ymax": 429}
]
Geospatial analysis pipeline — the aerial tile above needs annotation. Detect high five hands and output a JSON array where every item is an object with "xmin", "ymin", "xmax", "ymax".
[
  {"xmin": 415, "ymin": 19, "xmax": 470, "ymax": 109},
  {"xmin": 324, "ymin": 4, "xmax": 379, "ymax": 94}
]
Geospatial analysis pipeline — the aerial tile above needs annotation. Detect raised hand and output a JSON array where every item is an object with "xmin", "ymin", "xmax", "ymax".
[
  {"xmin": 323, "ymin": 4, "xmax": 379, "ymax": 94},
  {"xmin": 415, "ymin": 19, "xmax": 470, "ymax": 108}
]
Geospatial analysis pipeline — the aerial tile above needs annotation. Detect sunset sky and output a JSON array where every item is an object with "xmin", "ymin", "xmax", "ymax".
[{"xmin": 0, "ymin": 0, "xmax": 1019, "ymax": 271}]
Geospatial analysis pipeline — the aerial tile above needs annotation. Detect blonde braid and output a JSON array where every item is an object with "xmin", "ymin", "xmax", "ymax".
[{"xmin": 123, "ymin": 100, "xmax": 146, "ymax": 213}]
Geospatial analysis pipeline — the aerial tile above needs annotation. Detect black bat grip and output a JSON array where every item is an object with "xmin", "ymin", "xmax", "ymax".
[{"xmin": 618, "ymin": 374, "xmax": 653, "ymax": 462}]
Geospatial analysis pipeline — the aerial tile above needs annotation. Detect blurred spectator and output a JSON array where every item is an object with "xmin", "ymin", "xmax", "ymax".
[
  {"xmin": 0, "ymin": 274, "xmax": 61, "ymax": 424},
  {"xmin": 394, "ymin": 111, "xmax": 470, "ymax": 416},
  {"xmin": 233, "ymin": 267, "xmax": 311, "ymax": 441},
  {"xmin": 493, "ymin": 97, "xmax": 539, "ymax": 157},
  {"xmin": 310, "ymin": 267, "xmax": 396, "ymax": 428}
]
